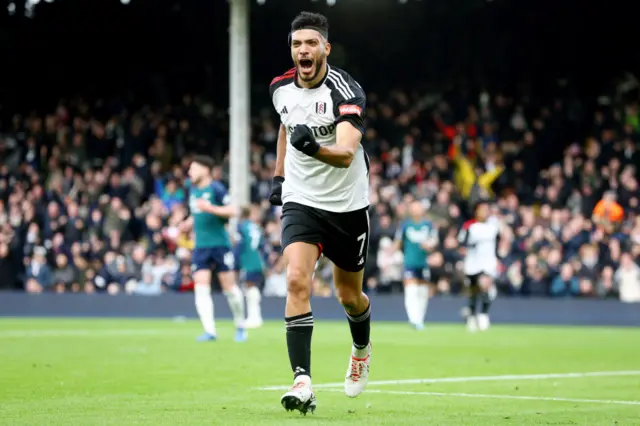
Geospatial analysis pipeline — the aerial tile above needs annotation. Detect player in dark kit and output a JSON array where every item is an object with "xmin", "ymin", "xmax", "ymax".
[{"xmin": 269, "ymin": 12, "xmax": 372, "ymax": 415}]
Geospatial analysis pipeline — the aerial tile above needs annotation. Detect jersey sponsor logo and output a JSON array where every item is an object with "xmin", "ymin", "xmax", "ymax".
[
  {"xmin": 287, "ymin": 124, "xmax": 336, "ymax": 138},
  {"xmin": 339, "ymin": 104, "xmax": 362, "ymax": 116},
  {"xmin": 315, "ymin": 101, "xmax": 327, "ymax": 114},
  {"xmin": 280, "ymin": 106, "xmax": 288, "ymax": 114}
]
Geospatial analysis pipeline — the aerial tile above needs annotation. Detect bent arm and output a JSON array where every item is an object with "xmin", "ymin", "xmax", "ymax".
[
  {"xmin": 201, "ymin": 204, "xmax": 238, "ymax": 219},
  {"xmin": 313, "ymin": 121, "xmax": 362, "ymax": 168}
]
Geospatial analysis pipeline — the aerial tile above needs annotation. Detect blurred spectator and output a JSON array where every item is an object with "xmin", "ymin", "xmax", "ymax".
[
  {"xmin": 592, "ymin": 191, "xmax": 624, "ymax": 234},
  {"xmin": 51, "ymin": 253, "xmax": 77, "ymax": 293},
  {"xmin": 550, "ymin": 264, "xmax": 580, "ymax": 297},
  {"xmin": 0, "ymin": 85, "xmax": 637, "ymax": 304},
  {"xmin": 615, "ymin": 253, "xmax": 640, "ymax": 303},
  {"xmin": 376, "ymin": 237, "xmax": 403, "ymax": 293},
  {"xmin": 25, "ymin": 247, "xmax": 52, "ymax": 293}
]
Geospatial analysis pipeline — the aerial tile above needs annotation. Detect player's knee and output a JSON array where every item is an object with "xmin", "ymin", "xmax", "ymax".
[
  {"xmin": 217, "ymin": 271, "xmax": 235, "ymax": 289},
  {"xmin": 335, "ymin": 287, "xmax": 360, "ymax": 312},
  {"xmin": 478, "ymin": 275, "xmax": 493, "ymax": 291},
  {"xmin": 286, "ymin": 267, "xmax": 312, "ymax": 301},
  {"xmin": 193, "ymin": 270, "xmax": 210, "ymax": 286}
]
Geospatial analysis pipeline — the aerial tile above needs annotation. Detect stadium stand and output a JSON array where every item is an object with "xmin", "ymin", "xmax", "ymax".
[{"xmin": 0, "ymin": 87, "xmax": 638, "ymax": 302}]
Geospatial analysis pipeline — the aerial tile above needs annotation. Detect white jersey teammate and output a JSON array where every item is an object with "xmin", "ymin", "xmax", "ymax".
[
  {"xmin": 268, "ymin": 11, "xmax": 372, "ymax": 416},
  {"xmin": 458, "ymin": 200, "xmax": 499, "ymax": 332}
]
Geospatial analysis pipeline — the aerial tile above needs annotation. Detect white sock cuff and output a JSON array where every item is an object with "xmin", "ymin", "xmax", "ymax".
[
  {"xmin": 195, "ymin": 285, "xmax": 211, "ymax": 296},
  {"xmin": 245, "ymin": 286, "xmax": 260, "ymax": 295}
]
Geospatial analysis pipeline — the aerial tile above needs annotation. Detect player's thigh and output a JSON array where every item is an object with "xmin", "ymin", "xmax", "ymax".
[
  {"xmin": 403, "ymin": 267, "xmax": 429, "ymax": 286},
  {"xmin": 465, "ymin": 273, "xmax": 482, "ymax": 294},
  {"xmin": 281, "ymin": 202, "xmax": 323, "ymax": 295},
  {"xmin": 420, "ymin": 268, "xmax": 433, "ymax": 289},
  {"xmin": 245, "ymin": 271, "xmax": 265, "ymax": 289},
  {"xmin": 211, "ymin": 248, "xmax": 236, "ymax": 290},
  {"xmin": 281, "ymin": 202, "xmax": 324, "ymax": 254},
  {"xmin": 477, "ymin": 273, "xmax": 494, "ymax": 292},
  {"xmin": 322, "ymin": 207, "xmax": 370, "ymax": 274},
  {"xmin": 192, "ymin": 249, "xmax": 213, "ymax": 285},
  {"xmin": 283, "ymin": 242, "xmax": 320, "ymax": 296}
]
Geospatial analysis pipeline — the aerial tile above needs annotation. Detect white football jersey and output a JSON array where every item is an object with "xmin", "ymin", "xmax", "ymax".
[
  {"xmin": 270, "ymin": 65, "xmax": 370, "ymax": 213},
  {"xmin": 458, "ymin": 216, "xmax": 500, "ymax": 276}
]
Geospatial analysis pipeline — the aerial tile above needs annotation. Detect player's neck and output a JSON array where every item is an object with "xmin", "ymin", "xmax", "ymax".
[
  {"xmin": 296, "ymin": 62, "xmax": 328, "ymax": 89},
  {"xmin": 197, "ymin": 177, "xmax": 213, "ymax": 188}
]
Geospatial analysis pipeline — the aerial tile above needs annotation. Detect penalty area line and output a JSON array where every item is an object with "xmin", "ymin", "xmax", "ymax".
[
  {"xmin": 256, "ymin": 370, "xmax": 640, "ymax": 391},
  {"xmin": 322, "ymin": 388, "xmax": 640, "ymax": 406}
]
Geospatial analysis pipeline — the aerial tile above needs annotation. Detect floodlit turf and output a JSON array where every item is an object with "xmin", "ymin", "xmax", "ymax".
[{"xmin": 1, "ymin": 319, "xmax": 639, "ymax": 425}]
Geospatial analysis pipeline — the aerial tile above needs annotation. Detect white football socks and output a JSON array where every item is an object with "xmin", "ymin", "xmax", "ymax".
[
  {"xmin": 404, "ymin": 284, "xmax": 421, "ymax": 325},
  {"xmin": 245, "ymin": 286, "xmax": 262, "ymax": 322},
  {"xmin": 194, "ymin": 284, "xmax": 216, "ymax": 335},
  {"xmin": 417, "ymin": 285, "xmax": 429, "ymax": 325},
  {"xmin": 224, "ymin": 285, "xmax": 246, "ymax": 328}
]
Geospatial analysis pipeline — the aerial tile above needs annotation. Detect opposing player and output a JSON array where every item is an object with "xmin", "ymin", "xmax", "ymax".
[
  {"xmin": 457, "ymin": 200, "xmax": 499, "ymax": 332},
  {"xmin": 395, "ymin": 200, "xmax": 438, "ymax": 330},
  {"xmin": 236, "ymin": 205, "xmax": 267, "ymax": 328},
  {"xmin": 179, "ymin": 155, "xmax": 247, "ymax": 342},
  {"xmin": 269, "ymin": 11, "xmax": 372, "ymax": 414}
]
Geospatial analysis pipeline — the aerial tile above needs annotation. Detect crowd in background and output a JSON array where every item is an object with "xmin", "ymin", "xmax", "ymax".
[{"xmin": 0, "ymin": 86, "xmax": 639, "ymax": 302}]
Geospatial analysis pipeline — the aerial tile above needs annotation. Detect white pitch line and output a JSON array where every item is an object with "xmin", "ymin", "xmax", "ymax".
[
  {"xmin": 257, "ymin": 370, "xmax": 640, "ymax": 391},
  {"xmin": 0, "ymin": 329, "xmax": 185, "ymax": 338},
  {"xmin": 323, "ymin": 388, "xmax": 640, "ymax": 406}
]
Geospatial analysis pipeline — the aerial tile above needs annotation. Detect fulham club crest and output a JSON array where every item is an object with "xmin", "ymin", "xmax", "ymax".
[{"xmin": 315, "ymin": 102, "xmax": 327, "ymax": 114}]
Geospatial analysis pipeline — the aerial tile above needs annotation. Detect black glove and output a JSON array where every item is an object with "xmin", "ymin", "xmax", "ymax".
[
  {"xmin": 290, "ymin": 124, "xmax": 320, "ymax": 157},
  {"xmin": 269, "ymin": 176, "xmax": 285, "ymax": 206}
]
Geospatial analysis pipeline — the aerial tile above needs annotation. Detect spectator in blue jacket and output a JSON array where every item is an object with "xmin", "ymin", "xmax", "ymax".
[
  {"xmin": 25, "ymin": 247, "xmax": 52, "ymax": 293},
  {"xmin": 550, "ymin": 263, "xmax": 580, "ymax": 296}
]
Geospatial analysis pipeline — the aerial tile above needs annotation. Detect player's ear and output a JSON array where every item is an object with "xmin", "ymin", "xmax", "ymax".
[{"xmin": 325, "ymin": 41, "xmax": 331, "ymax": 56}]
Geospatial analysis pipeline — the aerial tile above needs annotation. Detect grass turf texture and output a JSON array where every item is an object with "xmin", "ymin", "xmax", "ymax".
[{"xmin": 1, "ymin": 319, "xmax": 639, "ymax": 425}]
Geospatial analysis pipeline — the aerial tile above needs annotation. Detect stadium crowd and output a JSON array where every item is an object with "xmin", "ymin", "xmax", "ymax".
[{"xmin": 0, "ymin": 88, "xmax": 639, "ymax": 302}]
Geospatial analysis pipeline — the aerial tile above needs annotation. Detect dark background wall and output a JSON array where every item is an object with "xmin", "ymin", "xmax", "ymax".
[
  {"xmin": 1, "ymin": 0, "xmax": 638, "ymax": 117},
  {"xmin": 1, "ymin": 293, "xmax": 639, "ymax": 326}
]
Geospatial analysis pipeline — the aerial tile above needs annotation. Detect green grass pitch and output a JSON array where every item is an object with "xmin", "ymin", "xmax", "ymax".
[{"xmin": 1, "ymin": 318, "xmax": 639, "ymax": 425}]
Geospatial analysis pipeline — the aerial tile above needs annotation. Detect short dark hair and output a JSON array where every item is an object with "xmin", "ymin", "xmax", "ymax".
[
  {"xmin": 191, "ymin": 155, "xmax": 215, "ymax": 170},
  {"xmin": 291, "ymin": 11, "xmax": 329, "ymax": 38},
  {"xmin": 473, "ymin": 199, "xmax": 489, "ymax": 214}
]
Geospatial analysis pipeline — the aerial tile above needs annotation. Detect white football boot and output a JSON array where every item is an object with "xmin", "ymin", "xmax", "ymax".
[
  {"xmin": 477, "ymin": 313, "xmax": 491, "ymax": 331},
  {"xmin": 344, "ymin": 342, "xmax": 371, "ymax": 398},
  {"xmin": 244, "ymin": 317, "xmax": 263, "ymax": 329},
  {"xmin": 280, "ymin": 375, "xmax": 316, "ymax": 415},
  {"xmin": 466, "ymin": 315, "xmax": 478, "ymax": 333}
]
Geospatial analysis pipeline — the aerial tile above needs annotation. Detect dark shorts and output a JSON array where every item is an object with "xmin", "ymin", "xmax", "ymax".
[
  {"xmin": 281, "ymin": 202, "xmax": 370, "ymax": 272},
  {"xmin": 192, "ymin": 247, "xmax": 235, "ymax": 273},
  {"xmin": 241, "ymin": 270, "xmax": 265, "ymax": 287},
  {"xmin": 465, "ymin": 272, "xmax": 492, "ymax": 287},
  {"xmin": 404, "ymin": 267, "xmax": 431, "ymax": 282}
]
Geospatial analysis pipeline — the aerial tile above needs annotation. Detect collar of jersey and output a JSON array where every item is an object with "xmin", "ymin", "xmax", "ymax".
[{"xmin": 294, "ymin": 64, "xmax": 330, "ymax": 90}]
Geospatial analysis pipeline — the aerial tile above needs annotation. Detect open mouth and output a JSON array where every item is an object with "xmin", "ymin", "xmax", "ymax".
[{"xmin": 298, "ymin": 59, "xmax": 314, "ymax": 74}]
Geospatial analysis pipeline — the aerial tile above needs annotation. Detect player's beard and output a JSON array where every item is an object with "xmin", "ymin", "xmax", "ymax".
[{"xmin": 297, "ymin": 56, "xmax": 323, "ymax": 82}]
